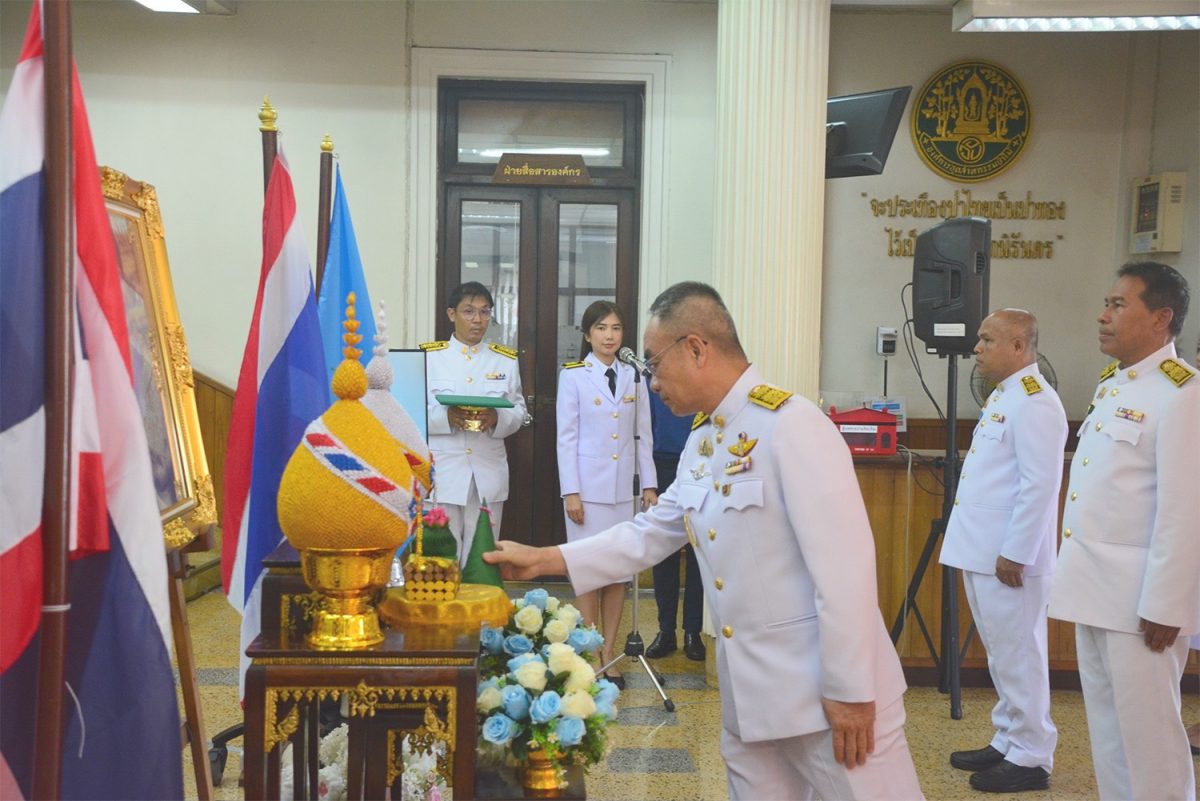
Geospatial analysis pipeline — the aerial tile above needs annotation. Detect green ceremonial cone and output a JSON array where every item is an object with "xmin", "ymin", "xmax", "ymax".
[
  {"xmin": 420, "ymin": 525, "xmax": 458, "ymax": 560},
  {"xmin": 462, "ymin": 506, "xmax": 505, "ymax": 588}
]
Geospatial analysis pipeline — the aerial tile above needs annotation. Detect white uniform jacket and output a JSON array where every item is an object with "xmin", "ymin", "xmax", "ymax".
[
  {"xmin": 560, "ymin": 366, "xmax": 906, "ymax": 742},
  {"xmin": 424, "ymin": 335, "xmax": 526, "ymax": 506},
  {"xmin": 941, "ymin": 363, "xmax": 1067, "ymax": 576},
  {"xmin": 556, "ymin": 353, "xmax": 657, "ymax": 503},
  {"xmin": 1048, "ymin": 343, "xmax": 1200, "ymax": 635}
]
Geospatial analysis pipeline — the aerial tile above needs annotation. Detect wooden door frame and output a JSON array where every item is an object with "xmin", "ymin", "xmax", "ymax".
[{"xmin": 408, "ymin": 48, "xmax": 670, "ymax": 349}]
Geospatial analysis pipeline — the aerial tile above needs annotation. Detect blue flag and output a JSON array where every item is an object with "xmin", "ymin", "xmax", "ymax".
[{"xmin": 318, "ymin": 165, "xmax": 376, "ymax": 383}]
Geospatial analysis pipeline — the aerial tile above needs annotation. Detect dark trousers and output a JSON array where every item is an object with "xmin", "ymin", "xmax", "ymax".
[{"xmin": 651, "ymin": 454, "xmax": 704, "ymax": 634}]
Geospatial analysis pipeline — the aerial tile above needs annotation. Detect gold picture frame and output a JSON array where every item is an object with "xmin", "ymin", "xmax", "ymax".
[{"xmin": 100, "ymin": 166, "xmax": 216, "ymax": 550}]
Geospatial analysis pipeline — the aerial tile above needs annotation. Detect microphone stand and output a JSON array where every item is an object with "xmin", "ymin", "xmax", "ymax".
[{"xmin": 598, "ymin": 360, "xmax": 675, "ymax": 712}]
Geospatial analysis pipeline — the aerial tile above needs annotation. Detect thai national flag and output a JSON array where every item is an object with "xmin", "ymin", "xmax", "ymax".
[
  {"xmin": 317, "ymin": 164, "xmax": 376, "ymax": 385},
  {"xmin": 0, "ymin": 4, "xmax": 181, "ymax": 798},
  {"xmin": 222, "ymin": 147, "xmax": 327, "ymax": 693}
]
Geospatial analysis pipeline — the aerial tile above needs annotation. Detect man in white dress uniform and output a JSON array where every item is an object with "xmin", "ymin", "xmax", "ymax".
[
  {"xmin": 485, "ymin": 282, "xmax": 924, "ymax": 801},
  {"xmin": 940, "ymin": 310, "xmax": 1066, "ymax": 793},
  {"xmin": 1048, "ymin": 262, "xmax": 1199, "ymax": 801},
  {"xmin": 423, "ymin": 282, "xmax": 526, "ymax": 565}
]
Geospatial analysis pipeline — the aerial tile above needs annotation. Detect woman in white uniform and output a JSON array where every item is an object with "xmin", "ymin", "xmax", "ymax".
[{"xmin": 557, "ymin": 301, "xmax": 658, "ymax": 687}]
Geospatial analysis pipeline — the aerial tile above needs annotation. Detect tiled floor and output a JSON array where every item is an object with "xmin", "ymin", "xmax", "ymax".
[{"xmin": 179, "ymin": 585, "xmax": 1200, "ymax": 800}]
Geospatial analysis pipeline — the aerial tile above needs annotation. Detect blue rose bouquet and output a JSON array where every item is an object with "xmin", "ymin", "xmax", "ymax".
[{"xmin": 476, "ymin": 588, "xmax": 620, "ymax": 775}]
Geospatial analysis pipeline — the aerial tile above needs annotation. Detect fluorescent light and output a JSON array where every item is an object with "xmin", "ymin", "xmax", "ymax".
[
  {"xmin": 953, "ymin": 0, "xmax": 1200, "ymax": 32},
  {"xmin": 478, "ymin": 147, "xmax": 611, "ymax": 158},
  {"xmin": 132, "ymin": 0, "xmax": 200, "ymax": 12}
]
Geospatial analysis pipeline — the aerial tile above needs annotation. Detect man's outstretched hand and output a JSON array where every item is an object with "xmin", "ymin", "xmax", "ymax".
[{"xmin": 482, "ymin": 540, "xmax": 567, "ymax": 581}]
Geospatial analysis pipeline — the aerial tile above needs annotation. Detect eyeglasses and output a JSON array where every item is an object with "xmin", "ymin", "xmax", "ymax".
[
  {"xmin": 644, "ymin": 335, "xmax": 689, "ymax": 379},
  {"xmin": 457, "ymin": 306, "xmax": 493, "ymax": 321}
]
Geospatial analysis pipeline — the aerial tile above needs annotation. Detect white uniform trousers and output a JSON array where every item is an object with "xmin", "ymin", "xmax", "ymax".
[
  {"xmin": 962, "ymin": 572, "xmax": 1056, "ymax": 771},
  {"xmin": 1076, "ymin": 624, "xmax": 1195, "ymax": 801},
  {"xmin": 443, "ymin": 478, "xmax": 503, "ymax": 569},
  {"xmin": 721, "ymin": 696, "xmax": 924, "ymax": 801}
]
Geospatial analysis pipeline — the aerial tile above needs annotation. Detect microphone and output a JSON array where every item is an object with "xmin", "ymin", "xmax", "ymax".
[{"xmin": 617, "ymin": 347, "xmax": 650, "ymax": 375}]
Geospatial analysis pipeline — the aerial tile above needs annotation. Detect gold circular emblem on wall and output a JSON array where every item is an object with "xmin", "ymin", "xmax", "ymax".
[{"xmin": 911, "ymin": 60, "xmax": 1031, "ymax": 183}]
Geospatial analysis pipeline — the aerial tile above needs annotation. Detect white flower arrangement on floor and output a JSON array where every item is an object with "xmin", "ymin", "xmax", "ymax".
[{"xmin": 279, "ymin": 723, "xmax": 450, "ymax": 801}]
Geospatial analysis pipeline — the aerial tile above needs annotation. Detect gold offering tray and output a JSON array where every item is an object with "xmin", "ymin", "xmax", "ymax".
[{"xmin": 379, "ymin": 583, "xmax": 511, "ymax": 629}]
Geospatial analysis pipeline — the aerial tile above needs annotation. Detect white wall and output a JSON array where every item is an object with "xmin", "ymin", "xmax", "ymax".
[
  {"xmin": 1148, "ymin": 31, "xmax": 1200, "ymax": 362},
  {"xmin": 1, "ymin": 0, "xmax": 408, "ymax": 385},
  {"xmin": 821, "ymin": 11, "xmax": 1199, "ymax": 418}
]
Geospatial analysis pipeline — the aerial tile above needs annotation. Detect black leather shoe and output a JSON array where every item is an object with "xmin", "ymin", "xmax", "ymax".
[
  {"xmin": 644, "ymin": 631, "xmax": 677, "ymax": 659},
  {"xmin": 969, "ymin": 761, "xmax": 1049, "ymax": 793},
  {"xmin": 683, "ymin": 631, "xmax": 706, "ymax": 661},
  {"xmin": 950, "ymin": 745, "xmax": 1005, "ymax": 772},
  {"xmin": 604, "ymin": 672, "xmax": 626, "ymax": 690}
]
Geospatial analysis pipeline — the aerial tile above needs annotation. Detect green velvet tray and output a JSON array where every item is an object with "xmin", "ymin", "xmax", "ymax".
[{"xmin": 434, "ymin": 394, "xmax": 515, "ymax": 408}]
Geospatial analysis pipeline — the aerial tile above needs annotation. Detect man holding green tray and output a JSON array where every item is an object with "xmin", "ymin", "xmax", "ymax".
[{"xmin": 422, "ymin": 282, "xmax": 526, "ymax": 566}]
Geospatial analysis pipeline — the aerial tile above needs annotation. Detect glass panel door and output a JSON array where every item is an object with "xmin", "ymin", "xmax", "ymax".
[{"xmin": 459, "ymin": 200, "xmax": 521, "ymax": 349}]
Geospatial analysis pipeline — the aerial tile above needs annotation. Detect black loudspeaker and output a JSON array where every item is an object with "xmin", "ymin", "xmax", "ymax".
[{"xmin": 912, "ymin": 217, "xmax": 991, "ymax": 355}]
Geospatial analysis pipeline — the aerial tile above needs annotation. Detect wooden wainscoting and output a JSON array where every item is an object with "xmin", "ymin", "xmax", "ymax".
[{"xmin": 184, "ymin": 372, "xmax": 234, "ymax": 598}]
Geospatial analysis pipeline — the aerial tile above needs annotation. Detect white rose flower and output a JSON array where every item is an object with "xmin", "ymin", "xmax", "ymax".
[
  {"xmin": 476, "ymin": 685, "xmax": 503, "ymax": 713},
  {"xmin": 543, "ymin": 618, "xmax": 571, "ymax": 644},
  {"xmin": 554, "ymin": 603, "xmax": 581, "ymax": 630},
  {"xmin": 560, "ymin": 689, "xmax": 597, "ymax": 719},
  {"xmin": 513, "ymin": 604, "xmax": 544, "ymax": 635},
  {"xmin": 545, "ymin": 596, "xmax": 560, "ymax": 613},
  {"xmin": 563, "ymin": 654, "xmax": 597, "ymax": 692},
  {"xmin": 514, "ymin": 660, "xmax": 548, "ymax": 692},
  {"xmin": 546, "ymin": 642, "xmax": 576, "ymax": 675}
]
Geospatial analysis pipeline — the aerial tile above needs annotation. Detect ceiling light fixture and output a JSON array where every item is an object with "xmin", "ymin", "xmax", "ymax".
[
  {"xmin": 132, "ymin": 0, "xmax": 200, "ymax": 12},
  {"xmin": 952, "ymin": 0, "xmax": 1200, "ymax": 31},
  {"xmin": 478, "ymin": 147, "xmax": 611, "ymax": 158}
]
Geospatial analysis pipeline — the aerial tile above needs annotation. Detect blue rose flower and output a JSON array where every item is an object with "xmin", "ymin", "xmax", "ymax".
[
  {"xmin": 501, "ymin": 684, "xmax": 531, "ymax": 721},
  {"xmin": 594, "ymin": 678, "xmax": 620, "ymax": 707},
  {"xmin": 540, "ymin": 644, "xmax": 552, "ymax": 661},
  {"xmin": 595, "ymin": 699, "xmax": 617, "ymax": 721},
  {"xmin": 506, "ymin": 652, "xmax": 540, "ymax": 674},
  {"xmin": 482, "ymin": 713, "xmax": 518, "ymax": 745},
  {"xmin": 567, "ymin": 627, "xmax": 592, "ymax": 654},
  {"xmin": 555, "ymin": 716, "xmax": 586, "ymax": 747},
  {"xmin": 502, "ymin": 634, "xmax": 534, "ymax": 656},
  {"xmin": 587, "ymin": 629, "xmax": 605, "ymax": 653},
  {"xmin": 479, "ymin": 675, "xmax": 500, "ymax": 692},
  {"xmin": 522, "ymin": 588, "xmax": 550, "ymax": 611},
  {"xmin": 529, "ymin": 690, "xmax": 562, "ymax": 724},
  {"xmin": 480, "ymin": 626, "xmax": 505, "ymax": 655}
]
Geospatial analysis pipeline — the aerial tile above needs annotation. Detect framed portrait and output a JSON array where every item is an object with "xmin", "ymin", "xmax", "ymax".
[{"xmin": 100, "ymin": 167, "xmax": 215, "ymax": 550}]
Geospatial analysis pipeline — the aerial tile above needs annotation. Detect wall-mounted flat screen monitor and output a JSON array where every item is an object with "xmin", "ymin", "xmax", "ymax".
[{"xmin": 825, "ymin": 86, "xmax": 912, "ymax": 179}]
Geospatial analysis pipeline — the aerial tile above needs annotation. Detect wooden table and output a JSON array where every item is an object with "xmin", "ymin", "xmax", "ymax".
[{"xmin": 244, "ymin": 626, "xmax": 480, "ymax": 800}]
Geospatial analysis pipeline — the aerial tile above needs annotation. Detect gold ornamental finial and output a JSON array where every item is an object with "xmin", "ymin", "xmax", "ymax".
[
  {"xmin": 321, "ymin": 134, "xmax": 334, "ymax": 153},
  {"xmin": 259, "ymin": 96, "xmax": 278, "ymax": 132},
  {"xmin": 342, "ymin": 292, "xmax": 363, "ymax": 360}
]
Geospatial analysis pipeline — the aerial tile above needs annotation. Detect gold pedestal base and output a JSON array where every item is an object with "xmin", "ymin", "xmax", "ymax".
[
  {"xmin": 521, "ymin": 748, "xmax": 566, "ymax": 797},
  {"xmin": 299, "ymin": 547, "xmax": 393, "ymax": 650},
  {"xmin": 378, "ymin": 583, "xmax": 511, "ymax": 629}
]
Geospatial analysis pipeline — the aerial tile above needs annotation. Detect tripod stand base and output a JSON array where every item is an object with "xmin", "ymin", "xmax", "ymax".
[{"xmin": 600, "ymin": 651, "xmax": 675, "ymax": 712}]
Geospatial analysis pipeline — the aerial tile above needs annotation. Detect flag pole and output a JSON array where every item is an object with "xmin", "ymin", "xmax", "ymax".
[
  {"xmin": 315, "ymin": 135, "xmax": 334, "ymax": 294},
  {"xmin": 258, "ymin": 96, "xmax": 278, "ymax": 192},
  {"xmin": 33, "ymin": 1, "xmax": 76, "ymax": 798}
]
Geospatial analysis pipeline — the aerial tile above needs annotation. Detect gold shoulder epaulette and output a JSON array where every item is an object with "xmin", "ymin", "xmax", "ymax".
[
  {"xmin": 1159, "ymin": 358, "xmax": 1196, "ymax": 388},
  {"xmin": 419, "ymin": 340, "xmax": 448, "ymax": 352},
  {"xmin": 561, "ymin": 360, "xmax": 586, "ymax": 369},
  {"xmin": 489, "ymin": 343, "xmax": 518, "ymax": 360},
  {"xmin": 691, "ymin": 413, "xmax": 710, "ymax": 430},
  {"xmin": 748, "ymin": 384, "xmax": 793, "ymax": 410},
  {"xmin": 1021, "ymin": 375, "xmax": 1043, "ymax": 395},
  {"xmin": 1099, "ymin": 361, "xmax": 1118, "ymax": 381}
]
